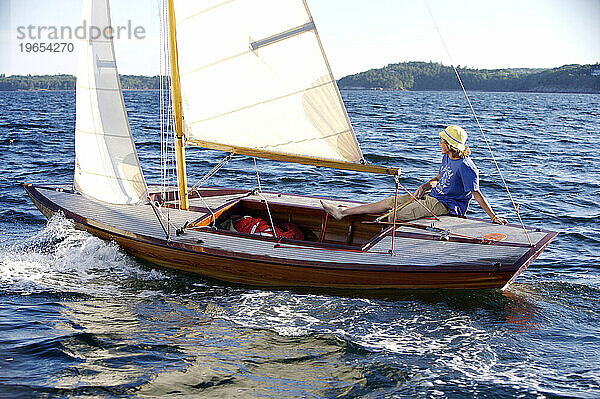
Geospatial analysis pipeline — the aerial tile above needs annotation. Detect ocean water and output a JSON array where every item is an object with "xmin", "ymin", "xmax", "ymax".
[{"xmin": 0, "ymin": 89, "xmax": 598, "ymax": 398}]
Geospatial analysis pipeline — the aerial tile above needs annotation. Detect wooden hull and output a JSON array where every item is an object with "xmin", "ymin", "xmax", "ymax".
[{"xmin": 24, "ymin": 184, "xmax": 557, "ymax": 290}]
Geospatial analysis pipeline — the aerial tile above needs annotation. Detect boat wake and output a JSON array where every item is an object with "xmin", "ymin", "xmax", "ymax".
[
  {"xmin": 222, "ymin": 289, "xmax": 599, "ymax": 397},
  {"xmin": 0, "ymin": 214, "xmax": 168, "ymax": 297}
]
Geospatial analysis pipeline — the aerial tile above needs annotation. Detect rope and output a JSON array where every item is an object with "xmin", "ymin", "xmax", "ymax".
[
  {"xmin": 170, "ymin": 153, "xmax": 234, "ymax": 231},
  {"xmin": 253, "ymin": 158, "xmax": 263, "ymax": 192},
  {"xmin": 196, "ymin": 193, "xmax": 217, "ymax": 228},
  {"xmin": 252, "ymin": 161, "xmax": 277, "ymax": 238},
  {"xmin": 423, "ymin": 0, "xmax": 532, "ymax": 246},
  {"xmin": 320, "ymin": 212, "xmax": 329, "ymax": 243},
  {"xmin": 155, "ymin": 0, "xmax": 178, "ymax": 237},
  {"xmin": 255, "ymin": 191, "xmax": 278, "ymax": 239},
  {"xmin": 377, "ymin": 180, "xmax": 441, "ymax": 223},
  {"xmin": 149, "ymin": 196, "xmax": 170, "ymax": 239},
  {"xmin": 148, "ymin": 196, "xmax": 186, "ymax": 240},
  {"xmin": 399, "ymin": 181, "xmax": 441, "ymax": 221},
  {"xmin": 390, "ymin": 173, "xmax": 399, "ymax": 254},
  {"xmin": 190, "ymin": 153, "xmax": 234, "ymax": 192}
]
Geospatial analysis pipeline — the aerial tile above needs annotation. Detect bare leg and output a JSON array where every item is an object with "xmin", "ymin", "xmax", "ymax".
[{"xmin": 320, "ymin": 199, "xmax": 391, "ymax": 220}]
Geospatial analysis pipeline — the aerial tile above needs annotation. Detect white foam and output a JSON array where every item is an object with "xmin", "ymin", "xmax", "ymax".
[
  {"xmin": 0, "ymin": 214, "xmax": 169, "ymax": 296},
  {"xmin": 221, "ymin": 290, "xmax": 600, "ymax": 396}
]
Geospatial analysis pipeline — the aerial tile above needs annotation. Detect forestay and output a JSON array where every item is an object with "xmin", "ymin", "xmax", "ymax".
[
  {"xmin": 172, "ymin": 0, "xmax": 365, "ymax": 168},
  {"xmin": 74, "ymin": 0, "xmax": 147, "ymax": 204}
]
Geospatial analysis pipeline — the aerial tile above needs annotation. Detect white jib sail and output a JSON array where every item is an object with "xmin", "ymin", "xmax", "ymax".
[
  {"xmin": 74, "ymin": 0, "xmax": 147, "ymax": 204},
  {"xmin": 172, "ymin": 0, "xmax": 364, "ymax": 165}
]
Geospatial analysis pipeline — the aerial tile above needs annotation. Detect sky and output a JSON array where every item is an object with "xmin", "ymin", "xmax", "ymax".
[{"xmin": 1, "ymin": 0, "xmax": 599, "ymax": 78}]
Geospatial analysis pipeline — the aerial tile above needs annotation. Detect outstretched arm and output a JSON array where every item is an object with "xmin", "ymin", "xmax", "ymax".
[{"xmin": 472, "ymin": 191, "xmax": 507, "ymax": 225}]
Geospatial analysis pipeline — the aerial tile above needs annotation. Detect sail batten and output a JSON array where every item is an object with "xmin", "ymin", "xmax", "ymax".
[
  {"xmin": 76, "ymin": 128, "xmax": 139, "ymax": 139},
  {"xmin": 250, "ymin": 21, "xmax": 315, "ymax": 51},
  {"xmin": 74, "ymin": 0, "xmax": 147, "ymax": 205},
  {"xmin": 76, "ymin": 169, "xmax": 149, "ymax": 183},
  {"xmin": 75, "ymin": 85, "xmax": 122, "ymax": 92},
  {"xmin": 172, "ymin": 0, "xmax": 369, "ymax": 169}
]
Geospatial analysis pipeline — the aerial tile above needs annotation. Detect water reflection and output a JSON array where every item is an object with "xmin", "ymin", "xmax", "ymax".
[
  {"xmin": 502, "ymin": 288, "xmax": 544, "ymax": 333},
  {"xmin": 50, "ymin": 296, "xmax": 373, "ymax": 397}
]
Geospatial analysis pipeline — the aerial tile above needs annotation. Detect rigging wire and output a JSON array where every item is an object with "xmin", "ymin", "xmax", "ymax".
[
  {"xmin": 190, "ymin": 153, "xmax": 234, "ymax": 192},
  {"xmin": 164, "ymin": 0, "xmax": 177, "ymax": 213},
  {"xmin": 253, "ymin": 157, "xmax": 263, "ymax": 193},
  {"xmin": 196, "ymin": 194, "xmax": 218, "ymax": 229},
  {"xmin": 156, "ymin": 0, "xmax": 169, "ymax": 238},
  {"xmin": 233, "ymin": 158, "xmax": 281, "ymax": 240},
  {"xmin": 151, "ymin": 0, "xmax": 182, "ymax": 238},
  {"xmin": 390, "ymin": 173, "xmax": 399, "ymax": 254},
  {"xmin": 187, "ymin": 153, "xmax": 235, "ymax": 230},
  {"xmin": 253, "ymin": 158, "xmax": 277, "ymax": 239},
  {"xmin": 376, "ymin": 179, "xmax": 441, "ymax": 223},
  {"xmin": 254, "ymin": 164, "xmax": 277, "ymax": 238},
  {"xmin": 423, "ymin": 0, "xmax": 532, "ymax": 246}
]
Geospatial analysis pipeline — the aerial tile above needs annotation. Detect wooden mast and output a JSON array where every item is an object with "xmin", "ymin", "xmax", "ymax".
[{"xmin": 167, "ymin": 0, "xmax": 189, "ymax": 210}]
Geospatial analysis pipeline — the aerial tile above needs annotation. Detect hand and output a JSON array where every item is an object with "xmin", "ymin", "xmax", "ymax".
[
  {"xmin": 414, "ymin": 185, "xmax": 425, "ymax": 199},
  {"xmin": 492, "ymin": 215, "xmax": 507, "ymax": 225}
]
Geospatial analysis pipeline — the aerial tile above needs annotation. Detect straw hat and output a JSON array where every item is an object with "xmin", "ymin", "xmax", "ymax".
[{"xmin": 439, "ymin": 125, "xmax": 467, "ymax": 151}]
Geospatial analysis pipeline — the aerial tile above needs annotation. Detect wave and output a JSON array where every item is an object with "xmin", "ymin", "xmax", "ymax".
[
  {"xmin": 559, "ymin": 231, "xmax": 600, "ymax": 247},
  {"xmin": 0, "ymin": 122, "xmax": 48, "ymax": 130},
  {"xmin": 0, "ymin": 215, "xmax": 169, "ymax": 297},
  {"xmin": 220, "ymin": 288, "xmax": 599, "ymax": 397}
]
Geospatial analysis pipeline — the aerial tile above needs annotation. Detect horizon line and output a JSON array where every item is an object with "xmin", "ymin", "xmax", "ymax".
[{"xmin": 2, "ymin": 62, "xmax": 599, "ymax": 78}]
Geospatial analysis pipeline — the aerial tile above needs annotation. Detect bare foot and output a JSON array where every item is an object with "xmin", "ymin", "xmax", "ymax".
[{"xmin": 320, "ymin": 200, "xmax": 344, "ymax": 220}]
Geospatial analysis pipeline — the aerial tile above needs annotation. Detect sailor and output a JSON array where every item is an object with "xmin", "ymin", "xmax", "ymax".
[{"xmin": 321, "ymin": 125, "xmax": 508, "ymax": 225}]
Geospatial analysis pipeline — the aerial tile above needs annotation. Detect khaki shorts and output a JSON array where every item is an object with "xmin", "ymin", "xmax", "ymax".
[{"xmin": 384, "ymin": 194, "xmax": 449, "ymax": 222}]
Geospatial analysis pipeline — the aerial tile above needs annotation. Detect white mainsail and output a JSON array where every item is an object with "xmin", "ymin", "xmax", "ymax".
[
  {"xmin": 74, "ymin": 0, "xmax": 147, "ymax": 204},
  {"xmin": 171, "ymin": 0, "xmax": 365, "ymax": 168}
]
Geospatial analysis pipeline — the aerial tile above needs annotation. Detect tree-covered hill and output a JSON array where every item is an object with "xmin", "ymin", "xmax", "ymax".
[
  {"xmin": 337, "ymin": 62, "xmax": 600, "ymax": 93},
  {"xmin": 0, "ymin": 74, "xmax": 161, "ymax": 91},
  {"xmin": 2, "ymin": 63, "xmax": 599, "ymax": 93}
]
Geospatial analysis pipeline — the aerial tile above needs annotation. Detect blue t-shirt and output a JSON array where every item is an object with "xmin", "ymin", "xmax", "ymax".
[{"xmin": 429, "ymin": 154, "xmax": 479, "ymax": 216}]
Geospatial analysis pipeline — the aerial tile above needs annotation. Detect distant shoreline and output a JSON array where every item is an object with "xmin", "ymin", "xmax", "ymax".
[
  {"xmin": 1, "ymin": 87, "xmax": 598, "ymax": 96},
  {"xmin": 339, "ymin": 87, "xmax": 600, "ymax": 95},
  {"xmin": 337, "ymin": 62, "xmax": 600, "ymax": 94},
  {"xmin": 0, "ymin": 88, "xmax": 160, "ymax": 92},
  {"xmin": 2, "ymin": 88, "xmax": 598, "ymax": 96},
  {"xmin": 0, "ymin": 75, "xmax": 161, "ymax": 91},
  {"xmin": 1, "ymin": 62, "xmax": 599, "ymax": 93}
]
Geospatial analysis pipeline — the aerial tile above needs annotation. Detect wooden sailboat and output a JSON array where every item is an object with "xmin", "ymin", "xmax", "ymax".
[{"xmin": 25, "ymin": 0, "xmax": 557, "ymax": 290}]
